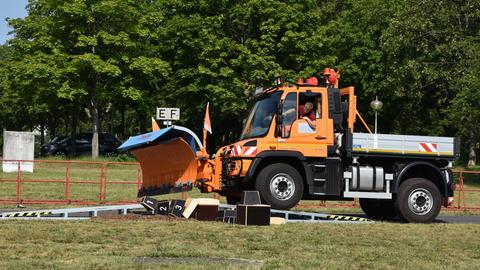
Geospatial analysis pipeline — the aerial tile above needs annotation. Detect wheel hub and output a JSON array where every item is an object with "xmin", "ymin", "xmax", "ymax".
[
  {"xmin": 269, "ymin": 173, "xmax": 295, "ymax": 201},
  {"xmin": 408, "ymin": 188, "xmax": 433, "ymax": 215}
]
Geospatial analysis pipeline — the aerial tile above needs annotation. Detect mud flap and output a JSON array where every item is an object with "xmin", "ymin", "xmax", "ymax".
[{"xmin": 118, "ymin": 126, "xmax": 203, "ymax": 197}]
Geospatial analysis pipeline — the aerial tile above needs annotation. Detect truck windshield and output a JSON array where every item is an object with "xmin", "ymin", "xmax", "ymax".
[{"xmin": 240, "ymin": 91, "xmax": 282, "ymax": 140}]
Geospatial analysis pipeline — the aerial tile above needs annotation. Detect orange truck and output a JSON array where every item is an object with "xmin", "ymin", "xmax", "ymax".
[{"xmin": 119, "ymin": 68, "xmax": 459, "ymax": 223}]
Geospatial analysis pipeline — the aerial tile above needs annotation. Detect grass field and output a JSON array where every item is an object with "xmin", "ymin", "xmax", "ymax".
[
  {"xmin": 0, "ymin": 159, "xmax": 479, "ymax": 269},
  {"xmin": 0, "ymin": 219, "xmax": 479, "ymax": 270}
]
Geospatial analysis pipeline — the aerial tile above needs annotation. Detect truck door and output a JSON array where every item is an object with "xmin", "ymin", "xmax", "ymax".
[{"xmin": 277, "ymin": 91, "xmax": 330, "ymax": 157}]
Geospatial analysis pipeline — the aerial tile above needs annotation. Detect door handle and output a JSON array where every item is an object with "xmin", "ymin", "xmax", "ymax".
[{"xmin": 315, "ymin": 135, "xmax": 327, "ymax": 140}]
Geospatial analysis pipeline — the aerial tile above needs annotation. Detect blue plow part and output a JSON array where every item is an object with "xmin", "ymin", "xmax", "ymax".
[{"xmin": 118, "ymin": 126, "xmax": 197, "ymax": 155}]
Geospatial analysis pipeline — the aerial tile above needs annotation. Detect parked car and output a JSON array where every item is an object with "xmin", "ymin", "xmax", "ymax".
[
  {"xmin": 40, "ymin": 133, "xmax": 120, "ymax": 157},
  {"xmin": 39, "ymin": 136, "xmax": 68, "ymax": 156}
]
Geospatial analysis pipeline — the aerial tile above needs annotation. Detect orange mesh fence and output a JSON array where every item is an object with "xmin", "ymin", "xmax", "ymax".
[
  {"xmin": 452, "ymin": 170, "xmax": 480, "ymax": 210},
  {"xmin": 102, "ymin": 162, "xmax": 142, "ymax": 204}
]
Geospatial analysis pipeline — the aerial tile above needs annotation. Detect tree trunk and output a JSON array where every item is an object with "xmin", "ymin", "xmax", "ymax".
[
  {"xmin": 468, "ymin": 126, "xmax": 477, "ymax": 167},
  {"xmin": 97, "ymin": 109, "xmax": 102, "ymax": 134},
  {"xmin": 108, "ymin": 104, "xmax": 114, "ymax": 134},
  {"xmin": 65, "ymin": 114, "xmax": 69, "ymax": 136},
  {"xmin": 40, "ymin": 124, "xmax": 45, "ymax": 145},
  {"xmin": 70, "ymin": 103, "xmax": 78, "ymax": 156},
  {"xmin": 120, "ymin": 102, "xmax": 125, "ymax": 140},
  {"xmin": 138, "ymin": 109, "xmax": 147, "ymax": 134},
  {"xmin": 91, "ymin": 97, "xmax": 100, "ymax": 159},
  {"xmin": 89, "ymin": 33, "xmax": 99, "ymax": 159},
  {"xmin": 49, "ymin": 117, "xmax": 57, "ymax": 138}
]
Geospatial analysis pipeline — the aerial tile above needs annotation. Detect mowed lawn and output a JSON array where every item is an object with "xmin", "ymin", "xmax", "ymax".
[
  {"xmin": 0, "ymin": 219, "xmax": 479, "ymax": 270},
  {"xmin": 0, "ymin": 162, "xmax": 480, "ymax": 269}
]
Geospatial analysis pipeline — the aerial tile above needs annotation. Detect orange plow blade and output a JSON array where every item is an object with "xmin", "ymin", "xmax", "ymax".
[
  {"xmin": 118, "ymin": 126, "xmax": 203, "ymax": 197},
  {"xmin": 133, "ymin": 138, "xmax": 197, "ymax": 196}
]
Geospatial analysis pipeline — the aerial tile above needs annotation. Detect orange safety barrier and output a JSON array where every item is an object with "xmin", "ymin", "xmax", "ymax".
[
  {"xmin": 0, "ymin": 159, "xmax": 142, "ymax": 206},
  {"xmin": 452, "ymin": 170, "xmax": 480, "ymax": 211}
]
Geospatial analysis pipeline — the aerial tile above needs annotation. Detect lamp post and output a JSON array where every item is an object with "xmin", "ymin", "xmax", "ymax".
[{"xmin": 370, "ymin": 96, "xmax": 383, "ymax": 148}]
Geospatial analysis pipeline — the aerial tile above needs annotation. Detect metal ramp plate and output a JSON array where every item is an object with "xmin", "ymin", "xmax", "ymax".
[
  {"xmin": 0, "ymin": 204, "xmax": 144, "ymax": 220},
  {"xmin": 1, "ymin": 204, "xmax": 373, "ymax": 223}
]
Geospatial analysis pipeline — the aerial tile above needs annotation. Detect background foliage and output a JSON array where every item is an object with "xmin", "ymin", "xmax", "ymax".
[{"xmin": 0, "ymin": 0, "xmax": 479, "ymax": 163}]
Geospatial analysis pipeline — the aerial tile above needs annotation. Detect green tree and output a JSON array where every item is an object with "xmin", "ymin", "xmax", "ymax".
[
  {"xmin": 155, "ymin": 0, "xmax": 337, "ymax": 146},
  {"xmin": 381, "ymin": 0, "xmax": 480, "ymax": 165},
  {"xmin": 1, "ymin": 0, "xmax": 478, "ymax": 163},
  {"xmin": 4, "ymin": 0, "xmax": 170, "ymax": 158}
]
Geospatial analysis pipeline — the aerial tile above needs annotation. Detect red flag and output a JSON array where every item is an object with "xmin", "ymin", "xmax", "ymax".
[{"xmin": 204, "ymin": 103, "xmax": 212, "ymax": 134}]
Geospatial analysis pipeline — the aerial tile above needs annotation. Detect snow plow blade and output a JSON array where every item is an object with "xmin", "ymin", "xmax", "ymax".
[{"xmin": 118, "ymin": 126, "xmax": 203, "ymax": 197}]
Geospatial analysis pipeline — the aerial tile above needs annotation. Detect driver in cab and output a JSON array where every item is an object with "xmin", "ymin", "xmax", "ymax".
[{"xmin": 299, "ymin": 102, "xmax": 316, "ymax": 129}]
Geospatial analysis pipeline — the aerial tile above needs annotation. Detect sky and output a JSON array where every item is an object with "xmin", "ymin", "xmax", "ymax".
[{"xmin": 0, "ymin": 0, "xmax": 28, "ymax": 44}]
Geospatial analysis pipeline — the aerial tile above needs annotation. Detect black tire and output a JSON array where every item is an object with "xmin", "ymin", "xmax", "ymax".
[
  {"xmin": 359, "ymin": 198, "xmax": 396, "ymax": 220},
  {"xmin": 104, "ymin": 151, "xmax": 117, "ymax": 157},
  {"xmin": 226, "ymin": 196, "xmax": 240, "ymax": 205},
  {"xmin": 53, "ymin": 150, "xmax": 67, "ymax": 157},
  {"xmin": 255, "ymin": 163, "xmax": 303, "ymax": 210},
  {"xmin": 394, "ymin": 178, "xmax": 442, "ymax": 223}
]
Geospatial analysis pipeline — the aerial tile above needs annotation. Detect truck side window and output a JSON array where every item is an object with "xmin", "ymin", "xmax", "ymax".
[
  {"xmin": 298, "ymin": 93, "xmax": 319, "ymax": 132},
  {"xmin": 281, "ymin": 93, "xmax": 297, "ymax": 138}
]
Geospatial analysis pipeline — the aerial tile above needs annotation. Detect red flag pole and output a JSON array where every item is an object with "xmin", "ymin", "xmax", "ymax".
[
  {"xmin": 203, "ymin": 103, "xmax": 212, "ymax": 156},
  {"xmin": 203, "ymin": 128, "xmax": 207, "ymax": 156}
]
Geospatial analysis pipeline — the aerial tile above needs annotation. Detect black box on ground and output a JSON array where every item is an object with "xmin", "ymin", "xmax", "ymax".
[
  {"xmin": 156, "ymin": 200, "xmax": 170, "ymax": 215},
  {"xmin": 236, "ymin": 204, "xmax": 270, "ymax": 226},
  {"xmin": 169, "ymin": 200, "xmax": 186, "ymax": 217},
  {"xmin": 140, "ymin": 197, "xmax": 158, "ymax": 214},
  {"xmin": 193, "ymin": 205, "xmax": 219, "ymax": 221},
  {"xmin": 240, "ymin": 191, "xmax": 261, "ymax": 205}
]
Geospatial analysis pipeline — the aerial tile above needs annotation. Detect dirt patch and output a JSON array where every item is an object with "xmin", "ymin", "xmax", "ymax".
[{"xmin": 94, "ymin": 211, "xmax": 189, "ymax": 221}]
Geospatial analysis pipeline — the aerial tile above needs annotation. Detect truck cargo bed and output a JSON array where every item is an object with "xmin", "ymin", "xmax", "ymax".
[{"xmin": 351, "ymin": 133, "xmax": 459, "ymax": 159}]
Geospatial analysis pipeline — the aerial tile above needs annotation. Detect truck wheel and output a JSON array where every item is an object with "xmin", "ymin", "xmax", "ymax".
[
  {"xmin": 359, "ymin": 198, "xmax": 396, "ymax": 220},
  {"xmin": 255, "ymin": 163, "xmax": 303, "ymax": 210},
  {"xmin": 395, "ymin": 178, "xmax": 441, "ymax": 223}
]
